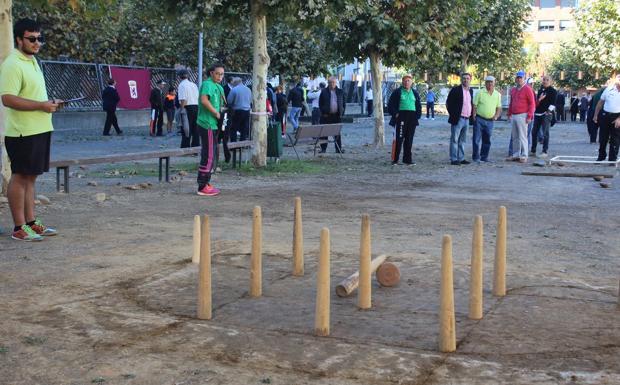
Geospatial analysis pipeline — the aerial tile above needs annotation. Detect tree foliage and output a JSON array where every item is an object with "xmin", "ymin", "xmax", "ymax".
[
  {"xmin": 547, "ymin": 45, "xmax": 601, "ymax": 89},
  {"xmin": 571, "ymin": 0, "xmax": 620, "ymax": 73}
]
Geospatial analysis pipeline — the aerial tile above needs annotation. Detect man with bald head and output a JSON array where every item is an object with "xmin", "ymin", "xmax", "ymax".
[
  {"xmin": 318, "ymin": 76, "xmax": 345, "ymax": 153},
  {"xmin": 531, "ymin": 75, "xmax": 557, "ymax": 157}
]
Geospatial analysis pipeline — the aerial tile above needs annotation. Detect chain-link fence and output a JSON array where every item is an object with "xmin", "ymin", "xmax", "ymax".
[{"xmin": 39, "ymin": 60, "xmax": 251, "ymax": 112}]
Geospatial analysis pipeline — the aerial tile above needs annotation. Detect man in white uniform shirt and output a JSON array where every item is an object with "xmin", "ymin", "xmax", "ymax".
[
  {"xmin": 593, "ymin": 74, "xmax": 620, "ymax": 162},
  {"xmin": 177, "ymin": 69, "xmax": 200, "ymax": 148}
]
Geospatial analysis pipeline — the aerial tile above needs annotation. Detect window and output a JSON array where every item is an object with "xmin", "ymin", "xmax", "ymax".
[
  {"xmin": 561, "ymin": 0, "xmax": 577, "ymax": 8},
  {"xmin": 559, "ymin": 20, "xmax": 573, "ymax": 30},
  {"xmin": 540, "ymin": 0, "xmax": 556, "ymax": 8},
  {"xmin": 538, "ymin": 20, "xmax": 555, "ymax": 31}
]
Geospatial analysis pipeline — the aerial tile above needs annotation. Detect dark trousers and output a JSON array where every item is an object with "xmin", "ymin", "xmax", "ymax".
[
  {"xmin": 426, "ymin": 102, "xmax": 435, "ymax": 118},
  {"xmin": 556, "ymin": 105, "xmax": 565, "ymax": 121},
  {"xmin": 319, "ymin": 113, "xmax": 342, "ymax": 152},
  {"xmin": 103, "ymin": 110, "xmax": 121, "ymax": 135},
  {"xmin": 187, "ymin": 105, "xmax": 200, "ymax": 147},
  {"xmin": 587, "ymin": 110, "xmax": 599, "ymax": 143},
  {"xmin": 197, "ymin": 126, "xmax": 218, "ymax": 188},
  {"xmin": 571, "ymin": 110, "xmax": 578, "ymax": 122},
  {"xmin": 392, "ymin": 110, "xmax": 417, "ymax": 164},
  {"xmin": 218, "ymin": 112, "xmax": 231, "ymax": 163},
  {"xmin": 276, "ymin": 111, "xmax": 286, "ymax": 135},
  {"xmin": 311, "ymin": 107, "xmax": 321, "ymax": 125},
  {"xmin": 150, "ymin": 107, "xmax": 164, "ymax": 136},
  {"xmin": 579, "ymin": 109, "xmax": 587, "ymax": 122},
  {"xmin": 230, "ymin": 109, "xmax": 250, "ymax": 142},
  {"xmin": 531, "ymin": 114, "xmax": 551, "ymax": 153},
  {"xmin": 601, "ymin": 112, "xmax": 620, "ymax": 161},
  {"xmin": 366, "ymin": 100, "xmax": 373, "ymax": 117}
]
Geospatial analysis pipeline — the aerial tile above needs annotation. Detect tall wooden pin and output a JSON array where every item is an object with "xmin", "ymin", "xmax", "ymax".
[
  {"xmin": 250, "ymin": 206, "xmax": 262, "ymax": 297},
  {"xmin": 469, "ymin": 215, "xmax": 484, "ymax": 320},
  {"xmin": 197, "ymin": 215, "xmax": 212, "ymax": 320},
  {"xmin": 315, "ymin": 228, "xmax": 331, "ymax": 336},
  {"xmin": 192, "ymin": 215, "xmax": 201, "ymax": 264},
  {"xmin": 292, "ymin": 197, "xmax": 304, "ymax": 276},
  {"xmin": 493, "ymin": 206, "xmax": 507, "ymax": 297},
  {"xmin": 358, "ymin": 214, "xmax": 372, "ymax": 309},
  {"xmin": 439, "ymin": 234, "xmax": 456, "ymax": 353}
]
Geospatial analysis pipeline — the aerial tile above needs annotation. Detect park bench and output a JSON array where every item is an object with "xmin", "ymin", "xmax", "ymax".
[
  {"xmin": 227, "ymin": 140, "xmax": 254, "ymax": 168},
  {"xmin": 49, "ymin": 147, "xmax": 201, "ymax": 193},
  {"xmin": 287, "ymin": 123, "xmax": 343, "ymax": 159}
]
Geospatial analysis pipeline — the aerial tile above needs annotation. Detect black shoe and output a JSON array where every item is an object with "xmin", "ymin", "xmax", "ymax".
[
  {"xmin": 391, "ymin": 161, "xmax": 400, "ymax": 165},
  {"xmin": 460, "ymin": 160, "xmax": 470, "ymax": 165},
  {"xmin": 596, "ymin": 157, "xmax": 605, "ymax": 162},
  {"xmin": 451, "ymin": 161, "xmax": 460, "ymax": 165},
  {"xmin": 404, "ymin": 161, "xmax": 416, "ymax": 166},
  {"xmin": 319, "ymin": 149, "xmax": 327, "ymax": 153},
  {"xmin": 117, "ymin": 131, "xmax": 123, "ymax": 135},
  {"xmin": 102, "ymin": 133, "xmax": 111, "ymax": 136},
  {"xmin": 336, "ymin": 149, "xmax": 345, "ymax": 154}
]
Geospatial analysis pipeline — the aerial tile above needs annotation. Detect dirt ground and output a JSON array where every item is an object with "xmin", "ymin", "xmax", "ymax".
[{"xmin": 1, "ymin": 116, "xmax": 619, "ymax": 385}]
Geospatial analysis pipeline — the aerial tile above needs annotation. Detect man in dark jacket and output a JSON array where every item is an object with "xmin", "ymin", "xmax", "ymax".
[
  {"xmin": 555, "ymin": 91, "xmax": 566, "ymax": 121},
  {"xmin": 531, "ymin": 75, "xmax": 557, "ymax": 157},
  {"xmin": 387, "ymin": 74, "xmax": 422, "ymax": 165},
  {"xmin": 149, "ymin": 80, "xmax": 166, "ymax": 136},
  {"xmin": 102, "ymin": 78, "xmax": 122, "ymax": 136},
  {"xmin": 287, "ymin": 83, "xmax": 304, "ymax": 131},
  {"xmin": 446, "ymin": 73, "xmax": 474, "ymax": 165},
  {"xmin": 318, "ymin": 76, "xmax": 346, "ymax": 153}
]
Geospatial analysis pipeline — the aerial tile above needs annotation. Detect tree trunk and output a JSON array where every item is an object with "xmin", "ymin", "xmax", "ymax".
[
  {"xmin": 369, "ymin": 51, "xmax": 384, "ymax": 146},
  {"xmin": 250, "ymin": 0, "xmax": 269, "ymax": 167},
  {"xmin": 461, "ymin": 54, "xmax": 468, "ymax": 73},
  {"xmin": 0, "ymin": 0, "xmax": 13, "ymax": 196}
]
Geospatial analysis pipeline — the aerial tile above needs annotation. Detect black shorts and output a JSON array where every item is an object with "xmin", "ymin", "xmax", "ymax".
[{"xmin": 5, "ymin": 131, "xmax": 52, "ymax": 175}]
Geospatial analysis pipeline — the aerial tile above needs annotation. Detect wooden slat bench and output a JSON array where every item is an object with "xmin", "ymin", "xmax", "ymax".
[
  {"xmin": 49, "ymin": 147, "xmax": 201, "ymax": 193},
  {"xmin": 226, "ymin": 140, "xmax": 253, "ymax": 168},
  {"xmin": 287, "ymin": 123, "xmax": 343, "ymax": 159}
]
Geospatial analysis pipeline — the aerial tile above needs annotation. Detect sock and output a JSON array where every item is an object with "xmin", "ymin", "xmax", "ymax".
[
  {"xmin": 26, "ymin": 220, "xmax": 36, "ymax": 226},
  {"xmin": 198, "ymin": 184, "xmax": 205, "ymax": 190},
  {"xmin": 14, "ymin": 225, "xmax": 23, "ymax": 232}
]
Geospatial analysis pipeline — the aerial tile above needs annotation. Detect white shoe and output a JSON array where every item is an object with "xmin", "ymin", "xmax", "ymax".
[
  {"xmin": 424, "ymin": 117, "xmax": 428, "ymax": 120},
  {"xmin": 431, "ymin": 118, "xmax": 435, "ymax": 120},
  {"xmin": 539, "ymin": 152, "xmax": 548, "ymax": 158}
]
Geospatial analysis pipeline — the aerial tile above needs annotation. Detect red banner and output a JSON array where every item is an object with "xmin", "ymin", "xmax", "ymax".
[{"xmin": 109, "ymin": 66, "xmax": 151, "ymax": 109}]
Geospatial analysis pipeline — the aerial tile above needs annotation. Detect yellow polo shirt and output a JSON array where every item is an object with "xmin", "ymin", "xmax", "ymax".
[
  {"xmin": 0, "ymin": 49, "xmax": 54, "ymax": 137},
  {"xmin": 473, "ymin": 89, "xmax": 501, "ymax": 120}
]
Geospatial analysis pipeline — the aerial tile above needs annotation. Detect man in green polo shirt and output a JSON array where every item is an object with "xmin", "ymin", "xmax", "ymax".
[
  {"xmin": 196, "ymin": 63, "xmax": 225, "ymax": 196},
  {"xmin": 0, "ymin": 18, "xmax": 60, "ymax": 241},
  {"xmin": 387, "ymin": 74, "xmax": 422, "ymax": 165},
  {"xmin": 472, "ymin": 75, "xmax": 502, "ymax": 163}
]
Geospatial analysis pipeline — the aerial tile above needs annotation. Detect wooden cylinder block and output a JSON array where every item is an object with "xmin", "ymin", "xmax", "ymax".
[
  {"xmin": 493, "ymin": 206, "xmax": 507, "ymax": 297},
  {"xmin": 376, "ymin": 262, "xmax": 400, "ymax": 287},
  {"xmin": 358, "ymin": 214, "xmax": 372, "ymax": 309}
]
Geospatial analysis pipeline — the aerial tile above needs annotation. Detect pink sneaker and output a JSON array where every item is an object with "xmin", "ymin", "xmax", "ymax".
[{"xmin": 197, "ymin": 184, "xmax": 220, "ymax": 196}]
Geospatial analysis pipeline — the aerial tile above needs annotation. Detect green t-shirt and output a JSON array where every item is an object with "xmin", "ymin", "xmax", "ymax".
[
  {"xmin": 197, "ymin": 78, "xmax": 224, "ymax": 130},
  {"xmin": 473, "ymin": 89, "xmax": 501, "ymax": 119},
  {"xmin": 0, "ymin": 49, "xmax": 53, "ymax": 137},
  {"xmin": 399, "ymin": 88, "xmax": 416, "ymax": 111}
]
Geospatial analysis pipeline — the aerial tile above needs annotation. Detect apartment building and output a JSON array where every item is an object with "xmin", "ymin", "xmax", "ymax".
[{"xmin": 525, "ymin": 0, "xmax": 581, "ymax": 53}]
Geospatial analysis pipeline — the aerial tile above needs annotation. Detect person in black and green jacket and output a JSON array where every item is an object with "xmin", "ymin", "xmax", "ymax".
[{"xmin": 387, "ymin": 74, "xmax": 422, "ymax": 165}]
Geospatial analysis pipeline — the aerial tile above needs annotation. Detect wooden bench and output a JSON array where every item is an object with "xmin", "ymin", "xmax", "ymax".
[
  {"xmin": 287, "ymin": 124, "xmax": 343, "ymax": 159},
  {"xmin": 226, "ymin": 140, "xmax": 253, "ymax": 168},
  {"xmin": 49, "ymin": 147, "xmax": 201, "ymax": 193}
]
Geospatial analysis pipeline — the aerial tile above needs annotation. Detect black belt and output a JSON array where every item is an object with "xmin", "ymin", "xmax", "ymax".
[
  {"xmin": 476, "ymin": 115, "xmax": 493, "ymax": 121},
  {"xmin": 461, "ymin": 116, "xmax": 471, "ymax": 119}
]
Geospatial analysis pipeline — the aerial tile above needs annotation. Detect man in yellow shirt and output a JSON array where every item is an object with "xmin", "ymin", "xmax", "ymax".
[
  {"xmin": 472, "ymin": 75, "xmax": 502, "ymax": 163},
  {"xmin": 0, "ymin": 19, "xmax": 60, "ymax": 241}
]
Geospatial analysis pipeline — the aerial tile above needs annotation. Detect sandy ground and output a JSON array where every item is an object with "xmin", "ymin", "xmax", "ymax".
[{"xmin": 1, "ymin": 115, "xmax": 619, "ymax": 385}]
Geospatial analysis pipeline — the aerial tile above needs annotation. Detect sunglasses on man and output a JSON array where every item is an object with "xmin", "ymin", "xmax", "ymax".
[{"xmin": 22, "ymin": 36, "xmax": 45, "ymax": 43}]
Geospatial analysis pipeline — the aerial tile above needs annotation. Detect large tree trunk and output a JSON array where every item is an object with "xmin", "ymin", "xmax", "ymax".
[
  {"xmin": 250, "ymin": 0, "xmax": 269, "ymax": 167},
  {"xmin": 0, "ymin": 0, "xmax": 13, "ymax": 196},
  {"xmin": 369, "ymin": 51, "xmax": 384, "ymax": 146}
]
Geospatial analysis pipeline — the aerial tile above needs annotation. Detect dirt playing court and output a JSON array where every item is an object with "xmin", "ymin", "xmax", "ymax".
[{"xmin": 1, "ymin": 118, "xmax": 619, "ymax": 384}]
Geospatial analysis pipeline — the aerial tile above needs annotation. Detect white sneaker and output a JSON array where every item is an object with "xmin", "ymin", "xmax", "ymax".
[
  {"xmin": 539, "ymin": 152, "xmax": 548, "ymax": 158},
  {"xmin": 431, "ymin": 118, "xmax": 435, "ymax": 120},
  {"xmin": 424, "ymin": 117, "xmax": 428, "ymax": 120}
]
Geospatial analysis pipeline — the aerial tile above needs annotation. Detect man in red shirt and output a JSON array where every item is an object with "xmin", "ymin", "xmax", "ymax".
[{"xmin": 507, "ymin": 71, "xmax": 536, "ymax": 163}]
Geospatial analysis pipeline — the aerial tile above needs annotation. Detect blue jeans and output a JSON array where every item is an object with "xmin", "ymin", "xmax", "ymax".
[
  {"xmin": 450, "ymin": 117, "xmax": 469, "ymax": 162},
  {"xmin": 289, "ymin": 107, "xmax": 302, "ymax": 130},
  {"xmin": 472, "ymin": 117, "xmax": 494, "ymax": 161}
]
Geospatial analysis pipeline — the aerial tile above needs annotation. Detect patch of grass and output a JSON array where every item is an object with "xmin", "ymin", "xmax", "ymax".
[
  {"xmin": 235, "ymin": 159, "xmax": 332, "ymax": 176},
  {"xmin": 22, "ymin": 336, "xmax": 47, "ymax": 345},
  {"xmin": 91, "ymin": 377, "xmax": 106, "ymax": 383},
  {"xmin": 92, "ymin": 161, "xmax": 198, "ymax": 178},
  {"xmin": 260, "ymin": 378, "xmax": 271, "ymax": 384},
  {"xmin": 0, "ymin": 346, "xmax": 8, "ymax": 354}
]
